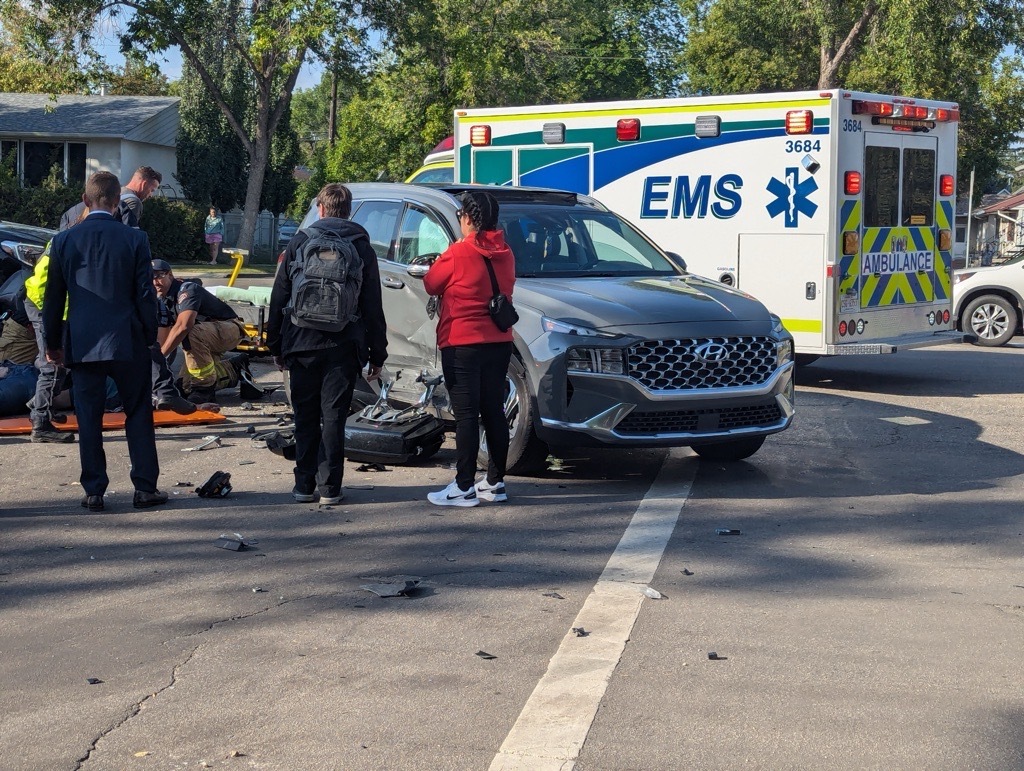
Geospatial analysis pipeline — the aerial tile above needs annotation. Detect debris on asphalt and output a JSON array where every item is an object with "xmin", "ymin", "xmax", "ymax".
[
  {"xmin": 173, "ymin": 481, "xmax": 194, "ymax": 487},
  {"xmin": 715, "ymin": 528, "xmax": 742, "ymax": 536},
  {"xmin": 245, "ymin": 425, "xmax": 256, "ymax": 434},
  {"xmin": 197, "ymin": 471, "xmax": 232, "ymax": 498},
  {"xmin": 252, "ymin": 587, "xmax": 266, "ymax": 593},
  {"xmin": 708, "ymin": 651, "xmax": 727, "ymax": 660},
  {"xmin": 86, "ymin": 677, "xmax": 103, "ymax": 685},
  {"xmin": 643, "ymin": 586, "xmax": 663, "ymax": 599},
  {"xmin": 239, "ymin": 402, "xmax": 258, "ymax": 411},
  {"xmin": 543, "ymin": 591, "xmax": 565, "ymax": 600},
  {"xmin": 181, "ymin": 435, "xmax": 222, "ymax": 453},
  {"xmin": 238, "ymin": 460, "xmax": 256, "ymax": 465},
  {"xmin": 345, "ymin": 484, "xmax": 374, "ymax": 490},
  {"xmin": 571, "ymin": 627, "xmax": 589, "ymax": 637},
  {"xmin": 359, "ymin": 575, "xmax": 422, "ymax": 597},
  {"xmin": 476, "ymin": 650, "xmax": 497, "ymax": 660},
  {"xmin": 355, "ymin": 462, "xmax": 389, "ymax": 473},
  {"xmin": 682, "ymin": 568, "xmax": 694, "ymax": 576},
  {"xmin": 133, "ymin": 751, "xmax": 151, "ymax": 757},
  {"xmin": 213, "ymin": 532, "xmax": 256, "ymax": 551}
]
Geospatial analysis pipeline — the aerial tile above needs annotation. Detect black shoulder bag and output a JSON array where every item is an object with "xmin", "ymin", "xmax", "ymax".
[{"xmin": 481, "ymin": 255, "xmax": 519, "ymax": 332}]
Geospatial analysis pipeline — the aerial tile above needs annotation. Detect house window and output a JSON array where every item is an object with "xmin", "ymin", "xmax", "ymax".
[
  {"xmin": 955, "ymin": 226, "xmax": 966, "ymax": 243},
  {"xmin": 20, "ymin": 141, "xmax": 88, "ymax": 186}
]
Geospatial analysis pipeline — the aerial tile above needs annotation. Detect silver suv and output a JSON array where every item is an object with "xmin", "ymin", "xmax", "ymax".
[
  {"xmin": 953, "ymin": 255, "xmax": 1024, "ymax": 346},
  {"xmin": 299, "ymin": 184, "xmax": 795, "ymax": 471}
]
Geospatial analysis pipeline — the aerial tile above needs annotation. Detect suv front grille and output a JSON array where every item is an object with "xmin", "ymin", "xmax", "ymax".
[
  {"xmin": 627, "ymin": 337, "xmax": 776, "ymax": 390},
  {"xmin": 617, "ymin": 404, "xmax": 784, "ymax": 435}
]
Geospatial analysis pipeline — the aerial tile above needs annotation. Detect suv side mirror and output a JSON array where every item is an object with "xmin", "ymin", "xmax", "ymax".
[{"xmin": 666, "ymin": 251, "xmax": 687, "ymax": 272}]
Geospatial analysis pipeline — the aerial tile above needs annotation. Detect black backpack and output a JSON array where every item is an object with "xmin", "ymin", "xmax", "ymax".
[{"xmin": 287, "ymin": 223, "xmax": 364, "ymax": 332}]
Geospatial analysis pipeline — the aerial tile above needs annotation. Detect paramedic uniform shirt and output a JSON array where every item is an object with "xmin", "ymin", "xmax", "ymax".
[{"xmin": 167, "ymin": 279, "xmax": 237, "ymax": 323}]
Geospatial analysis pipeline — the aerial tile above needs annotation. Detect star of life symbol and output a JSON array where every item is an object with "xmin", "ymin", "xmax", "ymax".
[{"xmin": 766, "ymin": 167, "xmax": 818, "ymax": 228}]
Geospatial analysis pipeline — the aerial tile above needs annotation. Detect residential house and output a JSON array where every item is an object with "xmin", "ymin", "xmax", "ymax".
[
  {"xmin": 0, "ymin": 93, "xmax": 180, "ymax": 196},
  {"xmin": 970, "ymin": 189, "xmax": 1024, "ymax": 266}
]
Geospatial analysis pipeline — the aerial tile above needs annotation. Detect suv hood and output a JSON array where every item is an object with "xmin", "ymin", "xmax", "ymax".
[{"xmin": 515, "ymin": 274, "xmax": 772, "ymax": 329}]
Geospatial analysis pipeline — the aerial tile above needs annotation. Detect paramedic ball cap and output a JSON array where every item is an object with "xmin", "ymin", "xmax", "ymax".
[{"xmin": 151, "ymin": 259, "xmax": 172, "ymax": 274}]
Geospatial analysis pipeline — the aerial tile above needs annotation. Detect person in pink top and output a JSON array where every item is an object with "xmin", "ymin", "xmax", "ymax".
[{"xmin": 423, "ymin": 191, "xmax": 516, "ymax": 507}]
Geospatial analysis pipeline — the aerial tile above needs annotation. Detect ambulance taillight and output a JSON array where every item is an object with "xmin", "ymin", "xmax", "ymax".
[
  {"xmin": 470, "ymin": 125, "xmax": 491, "ymax": 147},
  {"xmin": 616, "ymin": 119, "xmax": 641, "ymax": 141},
  {"xmin": 844, "ymin": 171, "xmax": 861, "ymax": 195},
  {"xmin": 785, "ymin": 110, "xmax": 813, "ymax": 135},
  {"xmin": 851, "ymin": 100, "xmax": 894, "ymax": 117},
  {"xmin": 940, "ymin": 175, "xmax": 955, "ymax": 196}
]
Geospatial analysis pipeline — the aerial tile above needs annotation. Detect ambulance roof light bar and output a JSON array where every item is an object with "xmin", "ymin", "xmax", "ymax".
[{"xmin": 852, "ymin": 99, "xmax": 959, "ymax": 122}]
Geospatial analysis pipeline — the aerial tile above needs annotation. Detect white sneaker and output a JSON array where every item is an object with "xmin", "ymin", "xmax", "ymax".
[
  {"xmin": 320, "ymin": 492, "xmax": 344, "ymax": 505},
  {"xmin": 427, "ymin": 480, "xmax": 480, "ymax": 507},
  {"xmin": 475, "ymin": 479, "xmax": 508, "ymax": 502},
  {"xmin": 292, "ymin": 488, "xmax": 317, "ymax": 503}
]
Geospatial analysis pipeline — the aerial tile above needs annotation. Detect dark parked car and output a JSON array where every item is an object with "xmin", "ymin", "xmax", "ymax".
[
  {"xmin": 298, "ymin": 184, "xmax": 795, "ymax": 471},
  {"xmin": 0, "ymin": 221, "xmax": 53, "ymax": 328}
]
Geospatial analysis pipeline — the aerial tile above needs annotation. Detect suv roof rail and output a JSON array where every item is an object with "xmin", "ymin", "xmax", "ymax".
[{"xmin": 435, "ymin": 185, "xmax": 580, "ymax": 206}]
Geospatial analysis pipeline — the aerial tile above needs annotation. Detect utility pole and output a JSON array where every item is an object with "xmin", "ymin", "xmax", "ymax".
[{"xmin": 965, "ymin": 167, "xmax": 975, "ymax": 267}]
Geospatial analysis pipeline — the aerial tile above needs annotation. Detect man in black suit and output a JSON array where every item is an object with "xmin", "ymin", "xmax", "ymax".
[{"xmin": 42, "ymin": 171, "xmax": 168, "ymax": 512}]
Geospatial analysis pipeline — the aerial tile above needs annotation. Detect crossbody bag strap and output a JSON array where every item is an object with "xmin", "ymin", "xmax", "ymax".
[{"xmin": 481, "ymin": 254, "xmax": 501, "ymax": 298}]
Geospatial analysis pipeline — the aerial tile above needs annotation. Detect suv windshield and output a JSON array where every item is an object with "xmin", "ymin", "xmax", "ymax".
[{"xmin": 500, "ymin": 204, "xmax": 678, "ymax": 278}]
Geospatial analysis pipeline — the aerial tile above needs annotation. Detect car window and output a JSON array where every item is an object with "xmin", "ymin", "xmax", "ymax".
[
  {"xmin": 350, "ymin": 201, "xmax": 401, "ymax": 259},
  {"xmin": 499, "ymin": 205, "xmax": 677, "ymax": 277},
  {"xmin": 395, "ymin": 206, "xmax": 451, "ymax": 265}
]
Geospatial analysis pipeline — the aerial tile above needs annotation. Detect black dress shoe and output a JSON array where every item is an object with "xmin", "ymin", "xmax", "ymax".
[
  {"xmin": 133, "ymin": 489, "xmax": 168, "ymax": 508},
  {"xmin": 80, "ymin": 494, "xmax": 104, "ymax": 512},
  {"xmin": 156, "ymin": 395, "xmax": 197, "ymax": 415}
]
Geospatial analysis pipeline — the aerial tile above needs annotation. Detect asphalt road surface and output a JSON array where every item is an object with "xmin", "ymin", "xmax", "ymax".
[{"xmin": 1, "ymin": 343, "xmax": 1022, "ymax": 770}]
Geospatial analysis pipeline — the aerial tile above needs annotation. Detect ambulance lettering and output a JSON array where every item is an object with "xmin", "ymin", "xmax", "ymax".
[
  {"xmin": 640, "ymin": 174, "xmax": 743, "ymax": 219},
  {"xmin": 862, "ymin": 236, "xmax": 933, "ymax": 276}
]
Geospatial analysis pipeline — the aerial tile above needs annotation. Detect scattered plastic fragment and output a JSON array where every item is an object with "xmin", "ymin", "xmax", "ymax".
[
  {"xmin": 355, "ymin": 462, "xmax": 389, "ymax": 473},
  {"xmin": 238, "ymin": 460, "xmax": 256, "ymax": 465},
  {"xmin": 571, "ymin": 627, "xmax": 589, "ymax": 637},
  {"xmin": 682, "ymin": 568, "xmax": 694, "ymax": 576},
  {"xmin": 228, "ymin": 751, "xmax": 245, "ymax": 758},
  {"xmin": 181, "ymin": 435, "xmax": 221, "ymax": 452},
  {"xmin": 643, "ymin": 587, "xmax": 663, "ymax": 599},
  {"xmin": 245, "ymin": 425, "xmax": 256, "ymax": 434},
  {"xmin": 173, "ymin": 481, "xmax": 194, "ymax": 487},
  {"xmin": 708, "ymin": 651, "xmax": 727, "ymax": 660},
  {"xmin": 715, "ymin": 528, "xmax": 742, "ymax": 536},
  {"xmin": 86, "ymin": 677, "xmax": 103, "ymax": 685},
  {"xmin": 239, "ymin": 402, "xmax": 258, "ymax": 411},
  {"xmin": 476, "ymin": 651, "xmax": 497, "ymax": 660},
  {"xmin": 543, "ymin": 592, "xmax": 565, "ymax": 600},
  {"xmin": 197, "ymin": 471, "xmax": 232, "ymax": 498},
  {"xmin": 133, "ymin": 751, "xmax": 151, "ymax": 757},
  {"xmin": 252, "ymin": 587, "xmax": 266, "ymax": 593},
  {"xmin": 213, "ymin": 532, "xmax": 256, "ymax": 551},
  {"xmin": 359, "ymin": 575, "xmax": 422, "ymax": 597}
]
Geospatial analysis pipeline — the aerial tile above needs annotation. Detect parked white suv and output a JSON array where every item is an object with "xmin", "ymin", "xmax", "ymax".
[{"xmin": 953, "ymin": 255, "xmax": 1024, "ymax": 346}]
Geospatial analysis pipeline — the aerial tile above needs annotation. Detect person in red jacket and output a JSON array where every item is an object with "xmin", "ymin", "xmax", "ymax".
[{"xmin": 424, "ymin": 191, "xmax": 515, "ymax": 507}]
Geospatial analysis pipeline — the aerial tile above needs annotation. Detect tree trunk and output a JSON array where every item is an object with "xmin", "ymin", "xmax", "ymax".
[
  {"xmin": 237, "ymin": 123, "xmax": 271, "ymax": 253},
  {"xmin": 329, "ymin": 70, "xmax": 338, "ymax": 147}
]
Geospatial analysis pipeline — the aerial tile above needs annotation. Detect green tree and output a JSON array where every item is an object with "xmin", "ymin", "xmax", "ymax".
[
  {"xmin": 680, "ymin": 0, "xmax": 1024, "ymax": 192},
  {"xmin": 4, "ymin": 0, "xmax": 362, "ymax": 251}
]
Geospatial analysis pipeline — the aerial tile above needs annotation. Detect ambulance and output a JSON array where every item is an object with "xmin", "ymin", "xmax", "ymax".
[{"xmin": 453, "ymin": 90, "xmax": 963, "ymax": 357}]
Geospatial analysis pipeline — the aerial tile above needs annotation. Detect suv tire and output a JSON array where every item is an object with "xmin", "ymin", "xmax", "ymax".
[
  {"xmin": 480, "ymin": 355, "xmax": 549, "ymax": 475},
  {"xmin": 964, "ymin": 294, "xmax": 1017, "ymax": 347},
  {"xmin": 691, "ymin": 435, "xmax": 766, "ymax": 462}
]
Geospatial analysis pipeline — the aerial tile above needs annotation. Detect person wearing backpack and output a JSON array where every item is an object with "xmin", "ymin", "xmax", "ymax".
[{"xmin": 268, "ymin": 183, "xmax": 388, "ymax": 504}]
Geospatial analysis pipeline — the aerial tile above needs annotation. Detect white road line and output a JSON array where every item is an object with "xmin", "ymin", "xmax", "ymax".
[{"xmin": 490, "ymin": 451, "xmax": 696, "ymax": 771}]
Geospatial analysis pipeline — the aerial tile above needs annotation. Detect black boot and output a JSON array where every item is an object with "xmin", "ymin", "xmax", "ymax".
[
  {"xmin": 31, "ymin": 420, "xmax": 76, "ymax": 443},
  {"xmin": 187, "ymin": 385, "xmax": 218, "ymax": 406}
]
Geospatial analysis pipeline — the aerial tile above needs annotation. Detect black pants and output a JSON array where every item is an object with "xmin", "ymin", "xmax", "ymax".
[
  {"xmin": 288, "ymin": 344, "xmax": 359, "ymax": 498},
  {"xmin": 151, "ymin": 345, "xmax": 181, "ymax": 404},
  {"xmin": 441, "ymin": 342, "xmax": 512, "ymax": 490},
  {"xmin": 26, "ymin": 301, "xmax": 68, "ymax": 428},
  {"xmin": 71, "ymin": 358, "xmax": 159, "ymax": 496}
]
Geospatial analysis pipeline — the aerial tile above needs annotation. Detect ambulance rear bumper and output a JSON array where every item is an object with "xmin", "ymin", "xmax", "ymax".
[{"xmin": 824, "ymin": 330, "xmax": 969, "ymax": 355}]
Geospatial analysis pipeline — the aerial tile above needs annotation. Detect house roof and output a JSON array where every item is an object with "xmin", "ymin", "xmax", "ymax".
[
  {"xmin": 980, "ymin": 190, "xmax": 1024, "ymax": 214},
  {"xmin": 0, "ymin": 93, "xmax": 180, "ymax": 145}
]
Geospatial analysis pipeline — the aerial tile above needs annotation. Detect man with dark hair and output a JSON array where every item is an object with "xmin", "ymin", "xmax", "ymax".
[
  {"xmin": 268, "ymin": 183, "xmax": 388, "ymax": 504},
  {"xmin": 59, "ymin": 165, "xmax": 163, "ymax": 230},
  {"xmin": 42, "ymin": 171, "xmax": 167, "ymax": 512}
]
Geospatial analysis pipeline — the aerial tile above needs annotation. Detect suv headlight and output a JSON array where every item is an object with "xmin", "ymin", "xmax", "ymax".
[
  {"xmin": 566, "ymin": 347, "xmax": 625, "ymax": 375},
  {"xmin": 542, "ymin": 316, "xmax": 619, "ymax": 339},
  {"xmin": 770, "ymin": 314, "xmax": 793, "ymax": 364}
]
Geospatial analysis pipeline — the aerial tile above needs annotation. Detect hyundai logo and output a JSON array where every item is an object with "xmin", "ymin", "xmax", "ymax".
[{"xmin": 694, "ymin": 342, "xmax": 730, "ymax": 363}]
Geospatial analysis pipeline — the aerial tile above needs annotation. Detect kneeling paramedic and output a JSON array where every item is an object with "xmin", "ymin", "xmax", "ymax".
[{"xmin": 151, "ymin": 259, "xmax": 244, "ymax": 404}]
